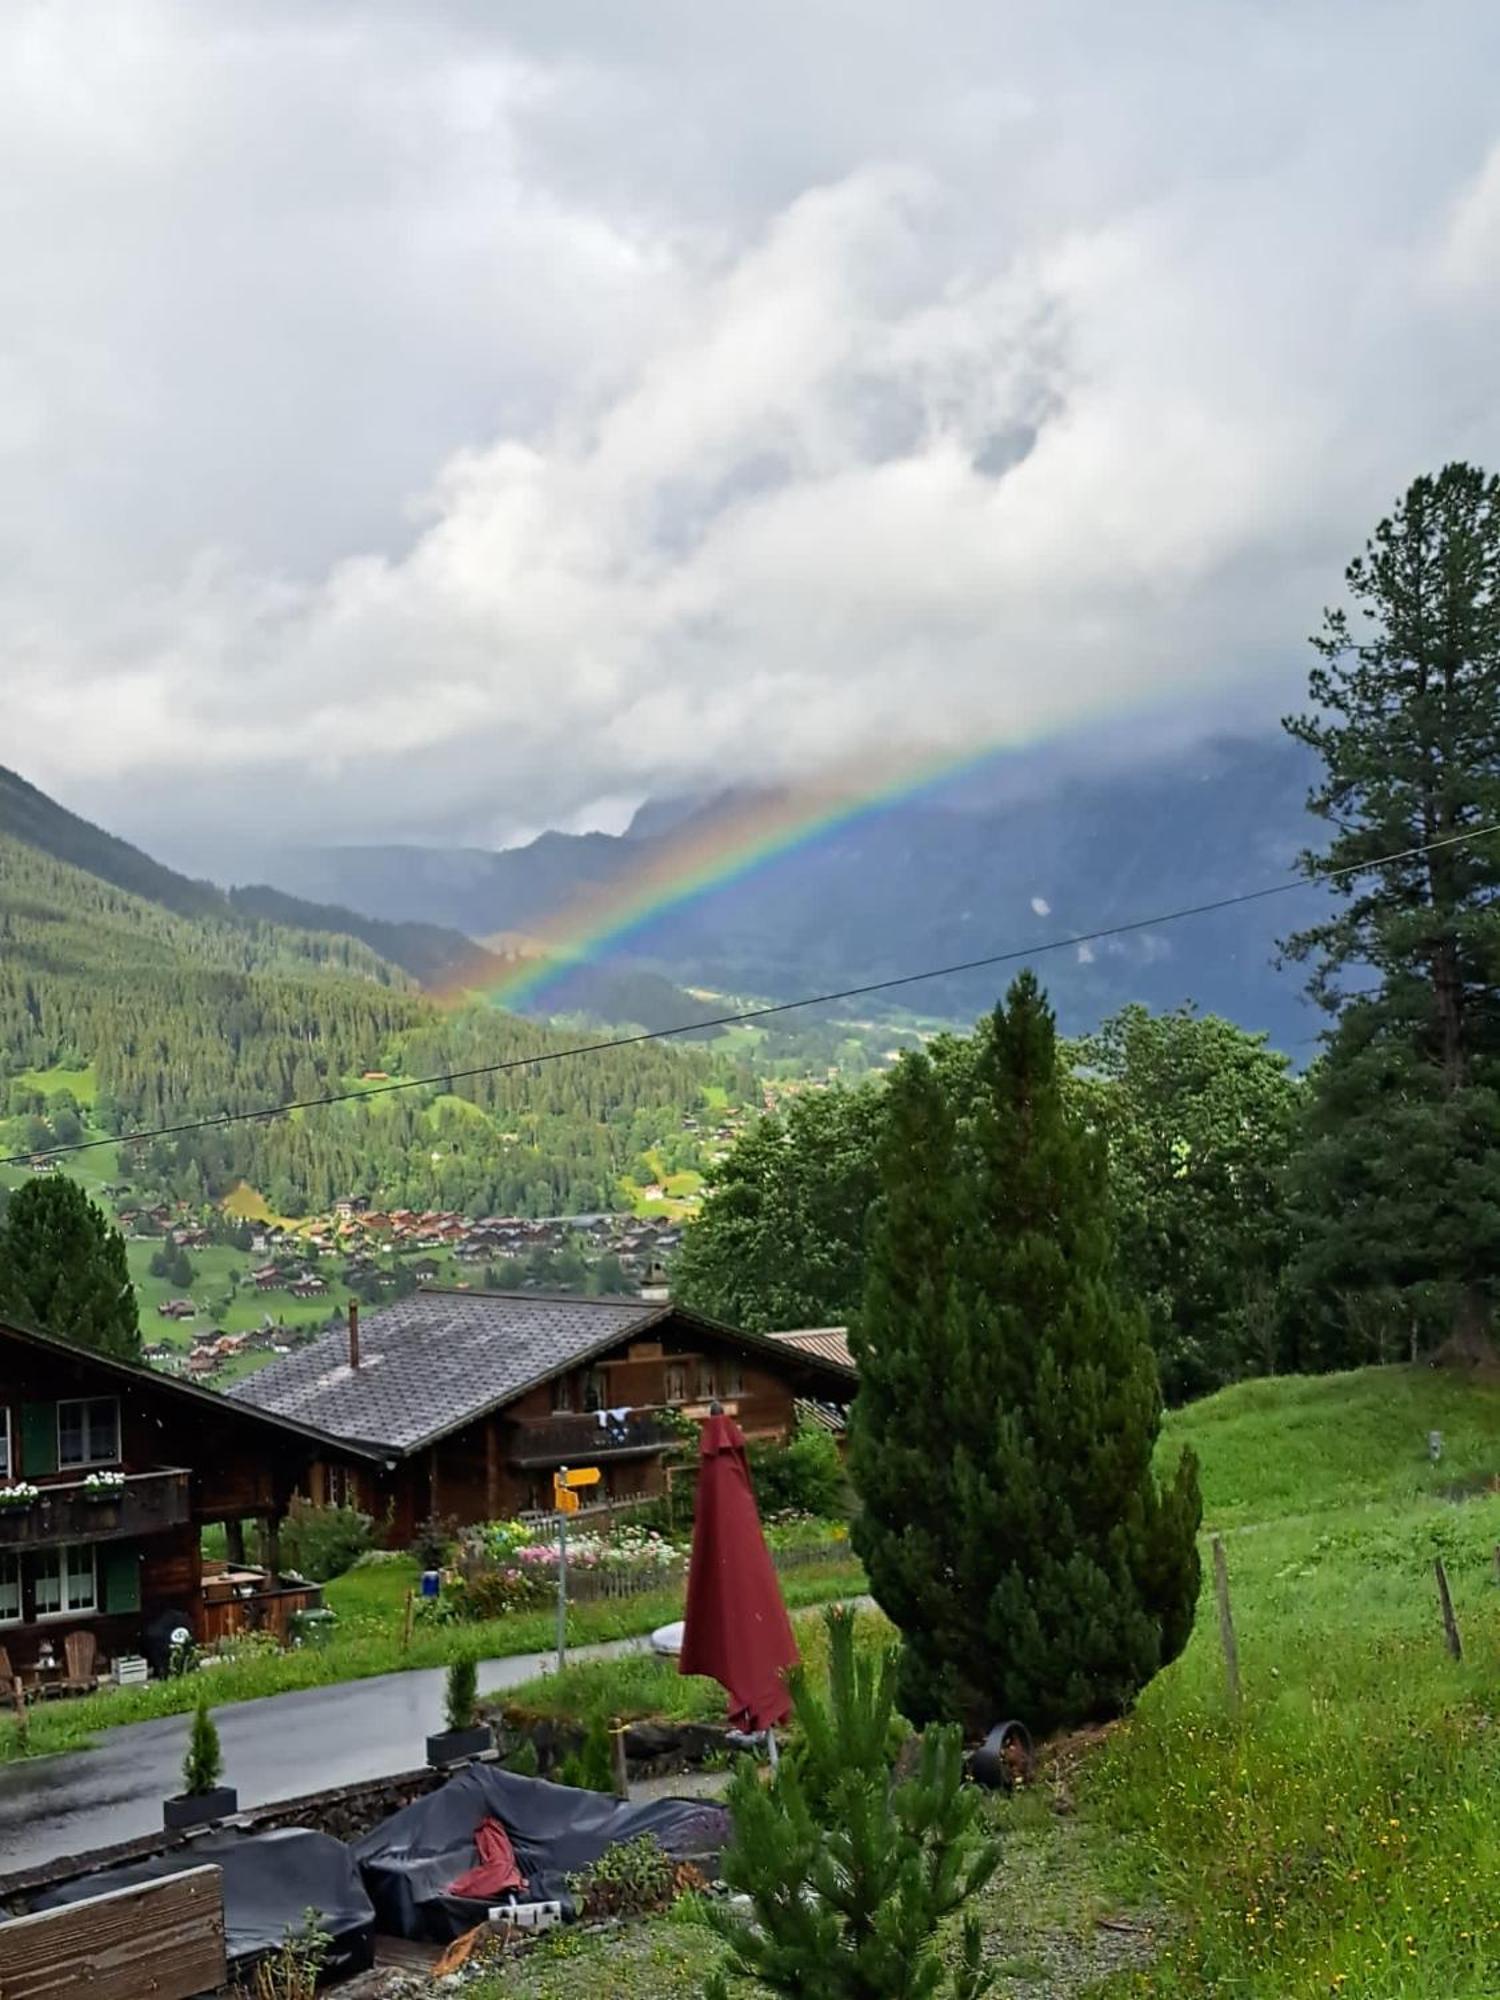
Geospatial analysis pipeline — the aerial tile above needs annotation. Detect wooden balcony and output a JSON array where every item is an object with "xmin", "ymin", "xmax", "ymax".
[
  {"xmin": 507, "ymin": 1409, "xmax": 682, "ymax": 1470},
  {"xmin": 0, "ymin": 1468, "xmax": 192, "ymax": 1548}
]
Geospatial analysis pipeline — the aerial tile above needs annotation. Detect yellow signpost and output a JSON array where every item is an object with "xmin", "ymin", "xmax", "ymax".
[{"xmin": 553, "ymin": 1466, "xmax": 601, "ymax": 1667}]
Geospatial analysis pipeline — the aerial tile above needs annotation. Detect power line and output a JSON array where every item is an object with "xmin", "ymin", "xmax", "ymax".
[{"xmin": 6, "ymin": 819, "xmax": 1498, "ymax": 1169}]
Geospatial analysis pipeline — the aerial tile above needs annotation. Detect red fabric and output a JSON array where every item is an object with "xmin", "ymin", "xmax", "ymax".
[
  {"xmin": 448, "ymin": 1816, "xmax": 526, "ymax": 1899},
  {"xmin": 678, "ymin": 1412, "xmax": 799, "ymax": 1730}
]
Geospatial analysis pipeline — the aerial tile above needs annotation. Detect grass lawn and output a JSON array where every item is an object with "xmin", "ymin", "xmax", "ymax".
[
  {"xmin": 467, "ymin": 1366, "xmax": 1500, "ymax": 1999},
  {"xmin": 0, "ymin": 1556, "xmax": 867, "ymax": 1763},
  {"xmin": 1085, "ymin": 1365, "xmax": 1500, "ymax": 1996},
  {"xmin": 7, "ymin": 1062, "xmax": 99, "ymax": 1106}
]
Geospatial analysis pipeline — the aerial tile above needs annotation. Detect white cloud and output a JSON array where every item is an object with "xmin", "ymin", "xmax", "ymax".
[
  {"xmin": 1031, "ymin": 896, "xmax": 1051, "ymax": 917},
  {"xmin": 5, "ymin": 2, "xmax": 1500, "ymax": 856}
]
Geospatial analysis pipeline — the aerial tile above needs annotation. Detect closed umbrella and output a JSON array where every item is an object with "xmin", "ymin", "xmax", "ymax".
[{"xmin": 678, "ymin": 1411, "xmax": 799, "ymax": 1731}]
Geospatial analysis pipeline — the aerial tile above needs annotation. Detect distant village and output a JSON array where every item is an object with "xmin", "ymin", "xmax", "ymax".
[{"xmin": 132, "ymin": 1198, "xmax": 686, "ymax": 1382}]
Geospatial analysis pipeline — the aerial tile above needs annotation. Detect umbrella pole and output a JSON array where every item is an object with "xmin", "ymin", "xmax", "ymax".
[{"xmin": 556, "ymin": 1503, "xmax": 568, "ymax": 1672}]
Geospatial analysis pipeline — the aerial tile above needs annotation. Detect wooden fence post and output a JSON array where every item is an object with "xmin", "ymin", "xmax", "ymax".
[
  {"xmin": 1435, "ymin": 1558, "xmax": 1463, "ymax": 1660},
  {"xmin": 610, "ymin": 1718, "xmax": 630, "ymax": 1800},
  {"xmin": 1211, "ymin": 1535, "xmax": 1242, "ymax": 1718}
]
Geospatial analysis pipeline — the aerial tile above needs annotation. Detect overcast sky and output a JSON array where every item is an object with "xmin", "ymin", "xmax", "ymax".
[{"xmin": 6, "ymin": 1, "xmax": 1500, "ymax": 867}]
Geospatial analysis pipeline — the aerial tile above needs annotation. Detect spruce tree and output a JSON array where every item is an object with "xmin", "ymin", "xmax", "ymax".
[
  {"xmin": 851, "ymin": 974, "xmax": 1201, "ymax": 1734},
  {"xmin": 706, "ymin": 1607, "xmax": 999, "ymax": 2000},
  {"xmin": 0, "ymin": 1174, "xmax": 142, "ymax": 1360},
  {"xmin": 183, "ymin": 1694, "xmax": 223, "ymax": 1796},
  {"xmin": 1283, "ymin": 463, "xmax": 1500, "ymax": 1362}
]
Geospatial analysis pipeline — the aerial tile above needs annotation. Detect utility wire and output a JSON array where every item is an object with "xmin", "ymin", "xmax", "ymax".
[{"xmin": 6, "ymin": 819, "xmax": 1498, "ymax": 1169}]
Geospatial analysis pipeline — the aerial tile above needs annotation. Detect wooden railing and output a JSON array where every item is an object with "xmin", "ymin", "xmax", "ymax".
[
  {"xmin": 0, "ymin": 1468, "xmax": 192, "ymax": 1549},
  {"xmin": 507, "ymin": 1409, "xmax": 683, "ymax": 1469}
]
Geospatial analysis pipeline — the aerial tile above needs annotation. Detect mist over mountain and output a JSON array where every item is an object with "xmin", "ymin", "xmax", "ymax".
[{"xmin": 258, "ymin": 733, "xmax": 1326, "ymax": 1047}]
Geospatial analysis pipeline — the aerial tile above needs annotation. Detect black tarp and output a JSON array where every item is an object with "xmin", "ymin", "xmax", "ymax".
[
  {"xmin": 352, "ymin": 1765, "xmax": 731, "ymax": 1942},
  {"xmin": 25, "ymin": 1827, "xmax": 375, "ymax": 1980}
]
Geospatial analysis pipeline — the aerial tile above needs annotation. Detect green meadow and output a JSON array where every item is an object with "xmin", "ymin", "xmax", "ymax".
[{"xmin": 459, "ymin": 1366, "xmax": 1500, "ymax": 2000}]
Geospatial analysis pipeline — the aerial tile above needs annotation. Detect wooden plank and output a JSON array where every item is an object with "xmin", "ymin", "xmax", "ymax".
[{"xmin": 0, "ymin": 1863, "xmax": 225, "ymax": 2000}]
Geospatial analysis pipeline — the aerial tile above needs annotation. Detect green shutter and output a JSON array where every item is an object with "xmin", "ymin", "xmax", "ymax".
[
  {"xmin": 101, "ymin": 1544, "xmax": 141, "ymax": 1615},
  {"xmin": 20, "ymin": 1402, "xmax": 57, "ymax": 1478}
]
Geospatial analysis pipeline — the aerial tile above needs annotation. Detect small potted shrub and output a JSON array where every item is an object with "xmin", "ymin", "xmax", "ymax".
[
  {"xmin": 426, "ymin": 1652, "xmax": 491, "ymax": 1767},
  {"xmin": 164, "ymin": 1692, "xmax": 238, "ymax": 1830}
]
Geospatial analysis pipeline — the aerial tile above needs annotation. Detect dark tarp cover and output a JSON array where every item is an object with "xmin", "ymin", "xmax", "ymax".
[
  {"xmin": 352, "ymin": 1764, "xmax": 731, "ymax": 1942},
  {"xmin": 24, "ymin": 1827, "xmax": 375, "ymax": 1979}
]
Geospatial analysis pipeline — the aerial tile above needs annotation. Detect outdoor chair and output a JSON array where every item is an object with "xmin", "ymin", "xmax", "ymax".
[{"xmin": 63, "ymin": 1630, "xmax": 98, "ymax": 1695}]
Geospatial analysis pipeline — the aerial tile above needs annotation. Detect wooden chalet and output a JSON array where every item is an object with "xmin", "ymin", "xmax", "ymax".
[
  {"xmin": 230, "ymin": 1289, "xmax": 857, "ymax": 1541},
  {"xmin": 0, "ymin": 1315, "xmax": 380, "ymax": 1682}
]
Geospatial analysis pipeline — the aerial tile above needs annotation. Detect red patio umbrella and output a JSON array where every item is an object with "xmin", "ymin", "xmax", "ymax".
[{"xmin": 678, "ymin": 1411, "xmax": 799, "ymax": 1730}]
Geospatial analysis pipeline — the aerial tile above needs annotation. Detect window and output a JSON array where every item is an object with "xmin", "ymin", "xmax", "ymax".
[
  {"xmin": 725, "ymin": 1362, "xmax": 746, "ymax": 1398},
  {"xmin": 552, "ymin": 1376, "xmax": 575, "ymax": 1414},
  {"xmin": 34, "ymin": 1544, "xmax": 98, "ymax": 1618},
  {"xmin": 664, "ymin": 1363, "xmax": 688, "ymax": 1404},
  {"xmin": 0, "ymin": 1408, "xmax": 9, "ymax": 1479},
  {"xmin": 582, "ymin": 1369, "xmax": 607, "ymax": 1414},
  {"xmin": 326, "ymin": 1464, "xmax": 359, "ymax": 1510},
  {"xmin": 57, "ymin": 1398, "xmax": 120, "ymax": 1470},
  {"xmin": 695, "ymin": 1363, "xmax": 717, "ymax": 1402},
  {"xmin": 0, "ymin": 1554, "xmax": 19, "ymax": 1625}
]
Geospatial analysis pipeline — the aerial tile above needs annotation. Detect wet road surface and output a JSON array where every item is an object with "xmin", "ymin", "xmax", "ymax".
[{"xmin": 0, "ymin": 1635, "xmax": 653, "ymax": 1875}]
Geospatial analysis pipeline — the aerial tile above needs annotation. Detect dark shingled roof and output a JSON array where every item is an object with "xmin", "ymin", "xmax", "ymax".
[{"xmin": 226, "ymin": 1290, "xmax": 855, "ymax": 1457}]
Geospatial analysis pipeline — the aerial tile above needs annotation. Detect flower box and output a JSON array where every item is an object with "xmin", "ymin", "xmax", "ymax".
[
  {"xmin": 426, "ymin": 1724, "xmax": 492, "ymax": 1768},
  {"xmin": 0, "ymin": 1484, "xmax": 38, "ymax": 1511},
  {"xmin": 163, "ymin": 1784, "xmax": 239, "ymax": 1831},
  {"xmin": 83, "ymin": 1471, "xmax": 127, "ymax": 1500}
]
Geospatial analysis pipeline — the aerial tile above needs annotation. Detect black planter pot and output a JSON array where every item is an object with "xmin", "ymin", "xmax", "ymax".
[
  {"xmin": 426, "ymin": 1724, "xmax": 492, "ymax": 1768},
  {"xmin": 163, "ymin": 1784, "xmax": 238, "ymax": 1831}
]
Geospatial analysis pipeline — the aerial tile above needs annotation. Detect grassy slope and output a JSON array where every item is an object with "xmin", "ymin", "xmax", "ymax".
[
  {"xmin": 468, "ymin": 1367, "xmax": 1500, "ymax": 2000},
  {"xmin": 1085, "ymin": 1366, "xmax": 1500, "ymax": 1997}
]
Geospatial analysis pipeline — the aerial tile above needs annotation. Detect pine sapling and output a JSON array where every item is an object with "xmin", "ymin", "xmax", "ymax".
[
  {"xmin": 183, "ymin": 1693, "xmax": 223, "ymax": 1797},
  {"xmin": 444, "ymin": 1651, "xmax": 478, "ymax": 1734},
  {"xmin": 707, "ymin": 1606, "xmax": 1000, "ymax": 2000}
]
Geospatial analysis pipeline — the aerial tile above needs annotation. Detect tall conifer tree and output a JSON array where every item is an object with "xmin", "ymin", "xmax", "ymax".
[
  {"xmin": 1283, "ymin": 463, "xmax": 1500, "ymax": 1361},
  {"xmin": 0, "ymin": 1175, "xmax": 142, "ymax": 1360},
  {"xmin": 851, "ymin": 973, "xmax": 1201, "ymax": 1733}
]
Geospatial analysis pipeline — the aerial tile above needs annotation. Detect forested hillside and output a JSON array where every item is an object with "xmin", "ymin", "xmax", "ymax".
[
  {"xmin": 0, "ymin": 762, "xmax": 501, "ymax": 992},
  {"xmin": 0, "ymin": 831, "xmax": 749, "ymax": 1217}
]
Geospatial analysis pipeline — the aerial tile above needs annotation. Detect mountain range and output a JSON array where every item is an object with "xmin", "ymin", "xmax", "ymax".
[{"xmin": 252, "ymin": 733, "xmax": 1326, "ymax": 1048}]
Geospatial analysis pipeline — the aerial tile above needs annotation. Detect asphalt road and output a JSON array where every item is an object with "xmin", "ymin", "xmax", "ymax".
[{"xmin": 0, "ymin": 1635, "xmax": 654, "ymax": 1876}]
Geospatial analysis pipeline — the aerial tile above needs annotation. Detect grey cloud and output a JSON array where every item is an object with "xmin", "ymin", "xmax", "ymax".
[{"xmin": 5, "ymin": 0, "xmax": 1500, "ymax": 857}]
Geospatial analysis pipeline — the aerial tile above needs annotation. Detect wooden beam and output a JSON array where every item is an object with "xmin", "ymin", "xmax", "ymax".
[
  {"xmin": 486, "ymin": 1417, "xmax": 502, "ymax": 1519},
  {"xmin": 0, "ymin": 1864, "xmax": 225, "ymax": 2000}
]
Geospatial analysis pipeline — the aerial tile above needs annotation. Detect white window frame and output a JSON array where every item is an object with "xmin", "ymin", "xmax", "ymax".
[
  {"xmin": 33, "ymin": 1543, "xmax": 99, "ymax": 1621},
  {"xmin": 0, "ymin": 1552, "xmax": 20, "ymax": 1627},
  {"xmin": 0, "ymin": 1407, "xmax": 10, "ymax": 1480},
  {"xmin": 57, "ymin": 1397, "xmax": 121, "ymax": 1471}
]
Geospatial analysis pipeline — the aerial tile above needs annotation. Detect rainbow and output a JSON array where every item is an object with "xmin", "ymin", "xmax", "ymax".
[{"xmin": 444, "ymin": 734, "xmax": 1047, "ymax": 1015}]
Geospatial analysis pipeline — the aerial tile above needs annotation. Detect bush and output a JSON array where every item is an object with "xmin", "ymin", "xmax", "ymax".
[
  {"xmin": 411, "ymin": 1514, "xmax": 459, "ymax": 1570},
  {"xmin": 255, "ymin": 1499, "xmax": 373, "ymax": 1583},
  {"xmin": 568, "ymin": 1834, "xmax": 679, "ymax": 1917},
  {"xmin": 748, "ymin": 1420, "xmax": 847, "ymax": 1519},
  {"xmin": 557, "ymin": 1716, "xmax": 615, "ymax": 1792},
  {"xmin": 183, "ymin": 1694, "xmax": 223, "ymax": 1796}
]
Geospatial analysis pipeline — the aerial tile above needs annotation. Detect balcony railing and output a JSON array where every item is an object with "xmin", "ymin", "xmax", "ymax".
[
  {"xmin": 0, "ymin": 1468, "xmax": 192, "ymax": 1548},
  {"xmin": 507, "ymin": 1409, "xmax": 682, "ymax": 1470}
]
